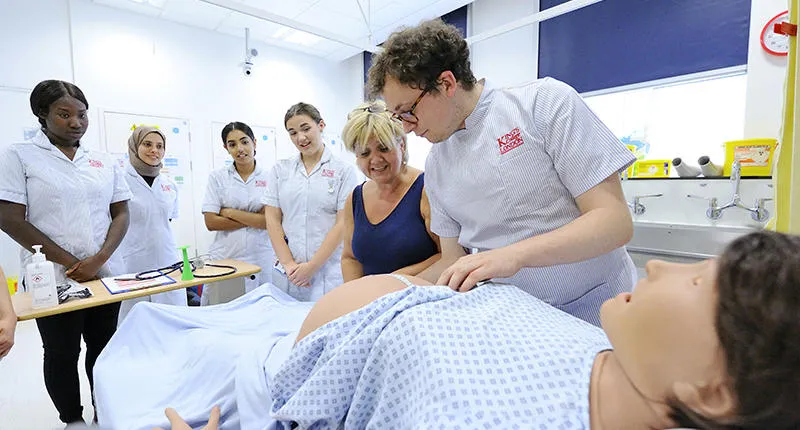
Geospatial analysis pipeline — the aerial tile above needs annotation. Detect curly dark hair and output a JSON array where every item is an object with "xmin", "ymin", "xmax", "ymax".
[
  {"xmin": 669, "ymin": 230, "xmax": 800, "ymax": 429},
  {"xmin": 367, "ymin": 19, "xmax": 476, "ymax": 98}
]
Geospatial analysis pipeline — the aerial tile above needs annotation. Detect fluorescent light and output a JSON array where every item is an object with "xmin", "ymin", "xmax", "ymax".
[
  {"xmin": 282, "ymin": 29, "xmax": 323, "ymax": 47},
  {"xmin": 271, "ymin": 27, "xmax": 292, "ymax": 39},
  {"xmin": 128, "ymin": 0, "xmax": 166, "ymax": 7}
]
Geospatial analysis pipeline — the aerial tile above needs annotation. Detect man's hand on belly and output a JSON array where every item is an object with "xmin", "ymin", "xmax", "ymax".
[{"xmin": 436, "ymin": 246, "xmax": 522, "ymax": 292}]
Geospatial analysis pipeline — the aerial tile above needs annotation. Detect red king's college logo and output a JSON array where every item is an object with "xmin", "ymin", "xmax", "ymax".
[
  {"xmin": 88, "ymin": 159, "xmax": 104, "ymax": 168},
  {"xmin": 321, "ymin": 169, "xmax": 335, "ymax": 178},
  {"xmin": 497, "ymin": 128, "xmax": 524, "ymax": 155},
  {"xmin": 255, "ymin": 180, "xmax": 267, "ymax": 188}
]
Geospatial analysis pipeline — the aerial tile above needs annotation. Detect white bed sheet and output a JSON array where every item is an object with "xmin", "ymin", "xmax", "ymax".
[{"xmin": 93, "ymin": 284, "xmax": 312, "ymax": 430}]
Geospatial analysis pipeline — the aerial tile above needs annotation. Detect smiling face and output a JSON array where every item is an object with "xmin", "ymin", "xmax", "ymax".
[
  {"xmin": 136, "ymin": 132, "xmax": 165, "ymax": 166},
  {"xmin": 355, "ymin": 137, "xmax": 405, "ymax": 184},
  {"xmin": 601, "ymin": 259, "xmax": 726, "ymax": 404},
  {"xmin": 42, "ymin": 95, "xmax": 89, "ymax": 146},
  {"xmin": 286, "ymin": 114, "xmax": 325, "ymax": 156},
  {"xmin": 224, "ymin": 129, "xmax": 256, "ymax": 166}
]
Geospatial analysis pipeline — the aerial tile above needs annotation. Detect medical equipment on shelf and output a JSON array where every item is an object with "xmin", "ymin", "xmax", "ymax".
[
  {"xmin": 132, "ymin": 248, "xmax": 237, "ymax": 281},
  {"xmin": 698, "ymin": 155, "xmax": 724, "ymax": 177},
  {"xmin": 672, "ymin": 157, "xmax": 701, "ymax": 177},
  {"xmin": 179, "ymin": 245, "xmax": 194, "ymax": 281}
]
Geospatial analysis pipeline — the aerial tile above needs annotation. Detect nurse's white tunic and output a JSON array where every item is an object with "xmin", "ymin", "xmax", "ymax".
[
  {"xmin": 263, "ymin": 147, "xmax": 359, "ymax": 301},
  {"xmin": 202, "ymin": 162, "xmax": 275, "ymax": 293},
  {"xmin": 0, "ymin": 130, "xmax": 132, "ymax": 284},
  {"xmin": 117, "ymin": 161, "xmax": 186, "ymax": 323},
  {"xmin": 424, "ymin": 78, "xmax": 637, "ymax": 326}
]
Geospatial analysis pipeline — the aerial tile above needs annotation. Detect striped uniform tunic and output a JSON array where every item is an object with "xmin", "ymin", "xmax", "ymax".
[
  {"xmin": 0, "ymin": 129, "xmax": 132, "ymax": 283},
  {"xmin": 424, "ymin": 78, "xmax": 636, "ymax": 326}
]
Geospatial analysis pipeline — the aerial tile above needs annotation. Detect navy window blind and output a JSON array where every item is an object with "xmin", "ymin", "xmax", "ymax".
[{"xmin": 538, "ymin": 0, "xmax": 752, "ymax": 93}]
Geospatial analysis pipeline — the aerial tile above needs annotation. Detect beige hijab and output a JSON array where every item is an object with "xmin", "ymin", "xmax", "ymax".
[{"xmin": 128, "ymin": 126, "xmax": 166, "ymax": 177}]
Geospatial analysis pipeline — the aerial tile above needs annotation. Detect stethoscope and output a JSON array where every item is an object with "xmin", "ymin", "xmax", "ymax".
[{"xmin": 132, "ymin": 260, "xmax": 237, "ymax": 281}]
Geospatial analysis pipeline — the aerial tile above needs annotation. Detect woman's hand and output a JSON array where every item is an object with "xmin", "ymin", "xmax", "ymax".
[
  {"xmin": 0, "ymin": 313, "xmax": 16, "ymax": 359},
  {"xmin": 65, "ymin": 254, "xmax": 106, "ymax": 282},
  {"xmin": 288, "ymin": 262, "xmax": 319, "ymax": 288}
]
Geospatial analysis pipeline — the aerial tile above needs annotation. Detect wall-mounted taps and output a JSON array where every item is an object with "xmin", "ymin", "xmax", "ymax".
[
  {"xmin": 686, "ymin": 160, "xmax": 772, "ymax": 222},
  {"xmin": 627, "ymin": 193, "xmax": 663, "ymax": 215}
]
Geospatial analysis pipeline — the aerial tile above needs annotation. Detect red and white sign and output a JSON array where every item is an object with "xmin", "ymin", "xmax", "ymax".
[{"xmin": 498, "ymin": 127, "xmax": 524, "ymax": 155}]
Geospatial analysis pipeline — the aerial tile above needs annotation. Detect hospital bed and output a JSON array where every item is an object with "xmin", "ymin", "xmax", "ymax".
[{"xmin": 95, "ymin": 282, "xmax": 694, "ymax": 429}]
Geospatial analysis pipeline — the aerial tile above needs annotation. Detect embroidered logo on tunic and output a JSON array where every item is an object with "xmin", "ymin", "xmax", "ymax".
[
  {"xmin": 88, "ymin": 159, "xmax": 104, "ymax": 168},
  {"xmin": 497, "ymin": 127, "xmax": 524, "ymax": 155},
  {"xmin": 255, "ymin": 180, "xmax": 267, "ymax": 188},
  {"xmin": 161, "ymin": 184, "xmax": 172, "ymax": 192},
  {"xmin": 321, "ymin": 169, "xmax": 335, "ymax": 178}
]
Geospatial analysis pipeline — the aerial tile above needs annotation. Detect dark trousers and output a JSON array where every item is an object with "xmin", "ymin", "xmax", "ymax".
[{"xmin": 35, "ymin": 302, "xmax": 120, "ymax": 424}]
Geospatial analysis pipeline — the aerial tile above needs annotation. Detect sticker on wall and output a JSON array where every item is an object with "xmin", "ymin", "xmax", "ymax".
[{"xmin": 172, "ymin": 127, "xmax": 180, "ymax": 134}]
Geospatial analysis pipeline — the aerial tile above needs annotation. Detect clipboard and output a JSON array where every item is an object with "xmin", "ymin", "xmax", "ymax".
[{"xmin": 101, "ymin": 274, "xmax": 176, "ymax": 295}]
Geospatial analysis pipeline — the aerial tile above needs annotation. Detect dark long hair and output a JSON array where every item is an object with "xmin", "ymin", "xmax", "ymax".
[{"xmin": 669, "ymin": 230, "xmax": 800, "ymax": 429}]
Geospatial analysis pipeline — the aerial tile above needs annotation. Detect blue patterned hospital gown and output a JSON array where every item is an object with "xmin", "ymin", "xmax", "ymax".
[{"xmin": 271, "ymin": 279, "xmax": 611, "ymax": 429}]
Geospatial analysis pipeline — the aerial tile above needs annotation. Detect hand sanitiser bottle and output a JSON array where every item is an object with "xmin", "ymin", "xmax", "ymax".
[{"xmin": 28, "ymin": 245, "xmax": 58, "ymax": 309}]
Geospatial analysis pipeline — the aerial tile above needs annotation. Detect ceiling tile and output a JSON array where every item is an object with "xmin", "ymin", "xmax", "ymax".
[
  {"xmin": 240, "ymin": 0, "xmax": 316, "ymax": 18},
  {"xmin": 160, "ymin": 0, "xmax": 231, "ymax": 29},
  {"xmin": 93, "ymin": 0, "xmax": 164, "ymax": 17}
]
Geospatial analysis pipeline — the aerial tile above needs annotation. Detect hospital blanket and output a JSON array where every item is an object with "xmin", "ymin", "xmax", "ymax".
[
  {"xmin": 271, "ymin": 282, "xmax": 611, "ymax": 429},
  {"xmin": 94, "ymin": 284, "xmax": 313, "ymax": 430}
]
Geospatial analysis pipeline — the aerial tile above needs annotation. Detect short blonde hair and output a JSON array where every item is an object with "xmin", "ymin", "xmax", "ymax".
[{"xmin": 342, "ymin": 100, "xmax": 408, "ymax": 164}]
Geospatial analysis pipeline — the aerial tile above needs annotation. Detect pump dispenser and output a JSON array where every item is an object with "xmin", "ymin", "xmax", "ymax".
[{"xmin": 27, "ymin": 245, "xmax": 58, "ymax": 309}]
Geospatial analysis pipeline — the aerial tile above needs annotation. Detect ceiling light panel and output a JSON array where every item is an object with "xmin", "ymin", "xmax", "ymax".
[{"xmin": 160, "ymin": 0, "xmax": 230, "ymax": 29}]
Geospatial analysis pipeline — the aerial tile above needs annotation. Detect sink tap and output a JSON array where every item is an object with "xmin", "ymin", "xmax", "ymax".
[
  {"xmin": 729, "ymin": 159, "xmax": 742, "ymax": 204},
  {"xmin": 627, "ymin": 193, "xmax": 663, "ymax": 216}
]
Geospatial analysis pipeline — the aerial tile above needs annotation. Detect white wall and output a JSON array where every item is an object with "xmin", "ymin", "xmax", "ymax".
[
  {"xmin": 744, "ymin": 0, "xmax": 790, "ymax": 139},
  {"xmin": 469, "ymin": 0, "xmax": 540, "ymax": 86},
  {"xmin": 0, "ymin": 0, "xmax": 363, "ymax": 279}
]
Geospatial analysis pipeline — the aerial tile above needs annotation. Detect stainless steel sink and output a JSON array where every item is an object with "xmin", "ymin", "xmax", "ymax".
[{"xmin": 627, "ymin": 221, "xmax": 758, "ymax": 270}]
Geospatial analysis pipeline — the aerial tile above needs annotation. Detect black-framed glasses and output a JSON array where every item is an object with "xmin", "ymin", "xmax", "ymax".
[{"xmin": 392, "ymin": 88, "xmax": 429, "ymax": 124}]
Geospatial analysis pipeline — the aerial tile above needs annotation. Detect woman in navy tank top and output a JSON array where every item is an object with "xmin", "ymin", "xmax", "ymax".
[{"xmin": 340, "ymin": 101, "xmax": 441, "ymax": 281}]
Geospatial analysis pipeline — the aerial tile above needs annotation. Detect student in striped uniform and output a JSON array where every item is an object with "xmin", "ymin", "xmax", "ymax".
[
  {"xmin": 0, "ymin": 80, "xmax": 131, "ymax": 425},
  {"xmin": 367, "ymin": 19, "xmax": 637, "ymax": 326}
]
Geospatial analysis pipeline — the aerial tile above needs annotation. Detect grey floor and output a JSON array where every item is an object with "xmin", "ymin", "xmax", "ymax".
[{"xmin": 0, "ymin": 319, "xmax": 94, "ymax": 430}]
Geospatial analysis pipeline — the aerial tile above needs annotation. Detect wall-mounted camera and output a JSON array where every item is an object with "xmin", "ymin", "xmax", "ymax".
[{"xmin": 241, "ymin": 28, "xmax": 258, "ymax": 77}]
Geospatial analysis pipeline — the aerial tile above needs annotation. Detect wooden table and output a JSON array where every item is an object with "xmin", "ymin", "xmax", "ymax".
[{"xmin": 12, "ymin": 259, "xmax": 261, "ymax": 321}]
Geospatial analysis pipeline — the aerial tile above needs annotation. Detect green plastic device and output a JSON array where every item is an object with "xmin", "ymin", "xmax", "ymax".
[{"xmin": 178, "ymin": 245, "xmax": 194, "ymax": 281}]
